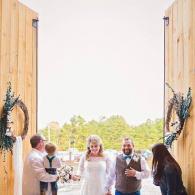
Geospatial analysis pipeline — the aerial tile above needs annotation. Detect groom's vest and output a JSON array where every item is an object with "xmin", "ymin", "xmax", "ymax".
[{"xmin": 115, "ymin": 153, "xmax": 142, "ymax": 193}]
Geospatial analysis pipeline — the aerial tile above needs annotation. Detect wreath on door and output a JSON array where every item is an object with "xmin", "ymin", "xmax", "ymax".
[
  {"xmin": 164, "ymin": 83, "xmax": 192, "ymax": 147},
  {"xmin": 0, "ymin": 82, "xmax": 29, "ymax": 153}
]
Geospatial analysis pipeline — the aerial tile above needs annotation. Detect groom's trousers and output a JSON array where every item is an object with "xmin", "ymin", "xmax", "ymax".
[{"xmin": 115, "ymin": 190, "xmax": 141, "ymax": 195}]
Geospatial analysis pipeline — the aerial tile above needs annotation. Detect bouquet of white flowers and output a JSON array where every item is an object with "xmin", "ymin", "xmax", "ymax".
[{"xmin": 57, "ymin": 164, "xmax": 73, "ymax": 183}]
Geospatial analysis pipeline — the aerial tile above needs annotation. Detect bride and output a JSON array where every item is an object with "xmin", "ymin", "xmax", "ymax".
[{"xmin": 77, "ymin": 135, "xmax": 111, "ymax": 195}]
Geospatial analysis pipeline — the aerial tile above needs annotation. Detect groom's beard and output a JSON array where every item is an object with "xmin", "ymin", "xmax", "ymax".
[{"xmin": 123, "ymin": 148, "xmax": 133, "ymax": 155}]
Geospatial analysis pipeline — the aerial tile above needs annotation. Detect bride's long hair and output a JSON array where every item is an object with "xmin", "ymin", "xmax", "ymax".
[{"xmin": 86, "ymin": 135, "xmax": 104, "ymax": 160}]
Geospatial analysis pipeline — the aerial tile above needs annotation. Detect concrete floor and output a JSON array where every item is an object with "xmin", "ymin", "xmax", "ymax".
[{"xmin": 58, "ymin": 177, "xmax": 161, "ymax": 195}]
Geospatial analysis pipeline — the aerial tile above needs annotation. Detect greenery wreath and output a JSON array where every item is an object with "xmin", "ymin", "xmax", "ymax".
[
  {"xmin": 164, "ymin": 83, "xmax": 192, "ymax": 148},
  {"xmin": 0, "ymin": 82, "xmax": 29, "ymax": 153}
]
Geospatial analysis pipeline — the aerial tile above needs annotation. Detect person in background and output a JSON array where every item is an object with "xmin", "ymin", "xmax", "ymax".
[
  {"xmin": 152, "ymin": 143, "xmax": 187, "ymax": 195},
  {"xmin": 40, "ymin": 143, "xmax": 61, "ymax": 195},
  {"xmin": 105, "ymin": 137, "xmax": 150, "ymax": 195}
]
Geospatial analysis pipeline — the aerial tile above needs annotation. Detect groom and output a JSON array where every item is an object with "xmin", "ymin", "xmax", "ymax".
[{"xmin": 105, "ymin": 137, "xmax": 150, "ymax": 195}]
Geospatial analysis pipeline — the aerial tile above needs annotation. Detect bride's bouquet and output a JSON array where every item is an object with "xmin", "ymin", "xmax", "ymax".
[{"xmin": 57, "ymin": 164, "xmax": 73, "ymax": 183}]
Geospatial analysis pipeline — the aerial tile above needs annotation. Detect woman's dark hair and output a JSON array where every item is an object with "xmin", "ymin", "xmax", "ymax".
[{"xmin": 152, "ymin": 143, "xmax": 181, "ymax": 185}]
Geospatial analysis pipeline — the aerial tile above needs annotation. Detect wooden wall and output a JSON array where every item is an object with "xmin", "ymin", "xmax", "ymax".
[
  {"xmin": 0, "ymin": 0, "xmax": 38, "ymax": 194},
  {"xmin": 165, "ymin": 0, "xmax": 195, "ymax": 194}
]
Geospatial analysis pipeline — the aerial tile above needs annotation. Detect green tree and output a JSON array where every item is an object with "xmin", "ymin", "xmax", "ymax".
[{"xmin": 39, "ymin": 116, "xmax": 163, "ymax": 151}]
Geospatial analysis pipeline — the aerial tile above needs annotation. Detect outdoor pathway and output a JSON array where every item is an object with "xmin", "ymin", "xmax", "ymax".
[{"xmin": 58, "ymin": 177, "xmax": 161, "ymax": 195}]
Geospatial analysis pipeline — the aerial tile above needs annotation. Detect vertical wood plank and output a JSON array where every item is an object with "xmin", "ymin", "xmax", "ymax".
[
  {"xmin": 182, "ymin": 0, "xmax": 191, "ymax": 190},
  {"xmin": 167, "ymin": 6, "xmax": 173, "ymax": 98},
  {"xmin": 176, "ymin": 0, "xmax": 184, "ymax": 175},
  {"xmin": 0, "ymin": 2, "xmax": 2, "ymax": 194},
  {"xmin": 171, "ymin": 1, "xmax": 179, "ymax": 158},
  {"xmin": 9, "ymin": 0, "xmax": 19, "ymax": 193},
  {"xmin": 24, "ymin": 7, "xmax": 33, "ymax": 154},
  {"xmin": 189, "ymin": 0, "xmax": 195, "ymax": 193},
  {"xmin": 18, "ymin": 3, "xmax": 27, "ymax": 160},
  {"xmin": 32, "ymin": 12, "xmax": 38, "ymax": 136},
  {"xmin": 165, "ymin": 8, "xmax": 171, "ymax": 117},
  {"xmin": 10, "ymin": 0, "xmax": 18, "ymax": 141}
]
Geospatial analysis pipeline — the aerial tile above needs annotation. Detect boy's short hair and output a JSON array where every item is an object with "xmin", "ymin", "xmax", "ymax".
[{"xmin": 45, "ymin": 143, "xmax": 57, "ymax": 154}]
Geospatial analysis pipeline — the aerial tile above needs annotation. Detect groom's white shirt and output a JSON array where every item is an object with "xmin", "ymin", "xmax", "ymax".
[
  {"xmin": 105, "ymin": 153, "xmax": 150, "ymax": 191},
  {"xmin": 22, "ymin": 148, "xmax": 57, "ymax": 195}
]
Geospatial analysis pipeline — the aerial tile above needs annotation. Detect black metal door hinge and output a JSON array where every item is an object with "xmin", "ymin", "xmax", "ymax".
[{"xmin": 32, "ymin": 19, "xmax": 39, "ymax": 28}]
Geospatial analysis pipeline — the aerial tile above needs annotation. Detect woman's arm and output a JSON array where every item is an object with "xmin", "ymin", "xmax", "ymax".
[
  {"xmin": 134, "ymin": 157, "xmax": 150, "ymax": 180},
  {"xmin": 105, "ymin": 156, "xmax": 116, "ymax": 193},
  {"xmin": 77, "ymin": 154, "xmax": 86, "ymax": 176},
  {"xmin": 105, "ymin": 155, "xmax": 112, "ymax": 175}
]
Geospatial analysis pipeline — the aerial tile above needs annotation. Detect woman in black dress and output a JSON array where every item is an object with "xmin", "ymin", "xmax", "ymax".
[{"xmin": 152, "ymin": 143, "xmax": 187, "ymax": 195}]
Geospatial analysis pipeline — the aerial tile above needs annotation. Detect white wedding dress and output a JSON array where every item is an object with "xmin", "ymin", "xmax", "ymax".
[{"xmin": 78, "ymin": 155, "xmax": 111, "ymax": 195}]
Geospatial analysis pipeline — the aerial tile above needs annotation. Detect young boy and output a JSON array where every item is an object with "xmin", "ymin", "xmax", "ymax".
[{"xmin": 40, "ymin": 143, "xmax": 61, "ymax": 195}]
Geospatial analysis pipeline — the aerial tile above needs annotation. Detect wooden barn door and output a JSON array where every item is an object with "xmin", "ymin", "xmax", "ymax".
[
  {"xmin": 165, "ymin": 0, "xmax": 195, "ymax": 194},
  {"xmin": 0, "ymin": 0, "xmax": 38, "ymax": 194}
]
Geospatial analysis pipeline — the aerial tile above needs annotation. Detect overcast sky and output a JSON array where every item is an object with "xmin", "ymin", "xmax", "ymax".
[{"xmin": 20, "ymin": 0, "xmax": 174, "ymax": 129}]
